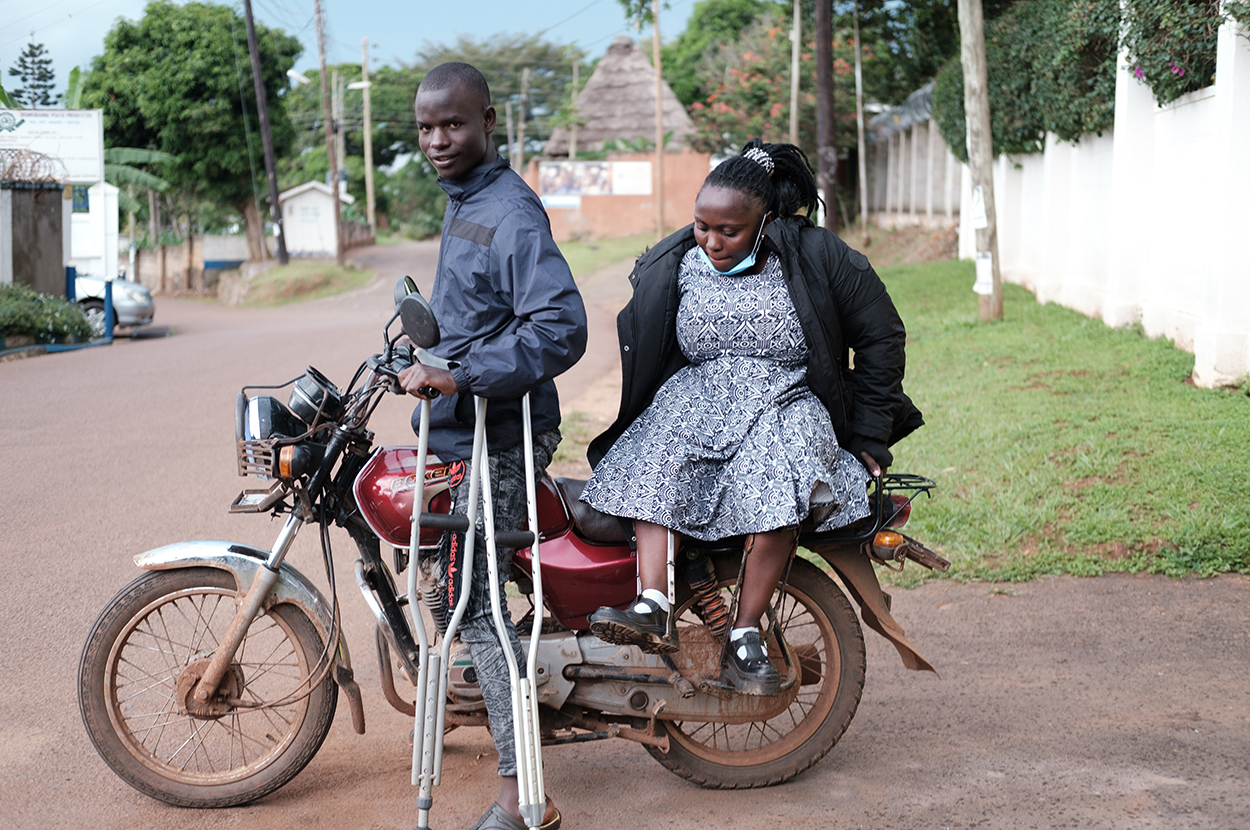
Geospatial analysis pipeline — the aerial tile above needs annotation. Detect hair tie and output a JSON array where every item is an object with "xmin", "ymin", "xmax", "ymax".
[{"xmin": 742, "ymin": 147, "xmax": 774, "ymax": 176}]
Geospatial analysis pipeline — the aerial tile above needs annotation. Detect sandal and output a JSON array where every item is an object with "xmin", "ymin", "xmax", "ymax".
[{"xmin": 467, "ymin": 802, "xmax": 562, "ymax": 830}]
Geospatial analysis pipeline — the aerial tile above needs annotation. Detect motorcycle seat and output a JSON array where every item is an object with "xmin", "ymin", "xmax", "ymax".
[{"xmin": 553, "ymin": 477, "xmax": 631, "ymax": 545}]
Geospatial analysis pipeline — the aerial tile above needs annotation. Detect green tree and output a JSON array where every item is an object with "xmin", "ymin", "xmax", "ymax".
[
  {"xmin": 7, "ymin": 42, "xmax": 58, "ymax": 108},
  {"xmin": 81, "ymin": 1, "xmax": 301, "ymax": 257}
]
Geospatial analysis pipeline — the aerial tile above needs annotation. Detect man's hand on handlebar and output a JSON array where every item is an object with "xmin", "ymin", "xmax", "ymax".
[{"xmin": 398, "ymin": 363, "xmax": 459, "ymax": 400}]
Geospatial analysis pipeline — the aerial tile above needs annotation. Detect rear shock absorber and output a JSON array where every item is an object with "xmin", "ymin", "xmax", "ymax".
[
  {"xmin": 418, "ymin": 555, "xmax": 450, "ymax": 636},
  {"xmin": 682, "ymin": 551, "xmax": 730, "ymax": 640}
]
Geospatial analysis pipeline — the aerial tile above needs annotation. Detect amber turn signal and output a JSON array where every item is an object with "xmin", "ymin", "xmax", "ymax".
[{"xmin": 873, "ymin": 530, "xmax": 905, "ymax": 549}]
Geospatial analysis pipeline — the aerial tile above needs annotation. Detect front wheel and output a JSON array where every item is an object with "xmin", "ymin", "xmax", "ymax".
[
  {"xmin": 646, "ymin": 557, "xmax": 866, "ymax": 788},
  {"xmin": 78, "ymin": 567, "xmax": 338, "ymax": 807},
  {"xmin": 80, "ymin": 299, "xmax": 109, "ymax": 338}
]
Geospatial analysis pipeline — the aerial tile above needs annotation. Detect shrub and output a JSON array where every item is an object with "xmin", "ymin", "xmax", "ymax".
[
  {"xmin": 1122, "ymin": 0, "xmax": 1223, "ymax": 106},
  {"xmin": 0, "ymin": 283, "xmax": 94, "ymax": 342},
  {"xmin": 932, "ymin": 0, "xmax": 1119, "ymax": 163}
]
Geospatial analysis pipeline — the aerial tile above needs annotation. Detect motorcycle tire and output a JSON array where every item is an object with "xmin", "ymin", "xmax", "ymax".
[
  {"xmin": 78, "ymin": 567, "xmax": 338, "ymax": 808},
  {"xmin": 645, "ymin": 557, "xmax": 865, "ymax": 788}
]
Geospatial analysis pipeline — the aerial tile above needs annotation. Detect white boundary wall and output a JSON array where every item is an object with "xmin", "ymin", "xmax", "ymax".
[{"xmin": 959, "ymin": 14, "xmax": 1250, "ymax": 387}]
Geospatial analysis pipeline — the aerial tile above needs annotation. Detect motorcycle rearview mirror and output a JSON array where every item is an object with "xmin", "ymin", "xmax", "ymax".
[
  {"xmin": 399, "ymin": 293, "xmax": 440, "ymax": 349},
  {"xmin": 393, "ymin": 275, "xmax": 418, "ymax": 308}
]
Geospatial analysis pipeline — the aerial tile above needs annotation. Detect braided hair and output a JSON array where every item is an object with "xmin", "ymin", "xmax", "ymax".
[{"xmin": 701, "ymin": 138, "xmax": 821, "ymax": 219}]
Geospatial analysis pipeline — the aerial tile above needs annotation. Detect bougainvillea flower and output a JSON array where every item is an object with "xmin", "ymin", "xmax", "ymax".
[{"xmin": 1134, "ymin": 65, "xmax": 1145, "ymax": 79}]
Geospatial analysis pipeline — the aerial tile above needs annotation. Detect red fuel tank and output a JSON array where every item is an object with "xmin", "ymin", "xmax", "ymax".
[
  {"xmin": 352, "ymin": 447, "xmax": 576, "ymax": 549},
  {"xmin": 353, "ymin": 448, "xmax": 462, "ymax": 548}
]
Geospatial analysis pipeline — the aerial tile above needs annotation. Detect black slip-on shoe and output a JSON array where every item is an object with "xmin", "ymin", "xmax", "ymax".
[
  {"xmin": 589, "ymin": 597, "xmax": 679, "ymax": 654},
  {"xmin": 725, "ymin": 630, "xmax": 782, "ymax": 696}
]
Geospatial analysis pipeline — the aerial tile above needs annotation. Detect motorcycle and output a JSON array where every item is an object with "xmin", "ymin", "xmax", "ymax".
[{"xmin": 78, "ymin": 278, "xmax": 948, "ymax": 812}]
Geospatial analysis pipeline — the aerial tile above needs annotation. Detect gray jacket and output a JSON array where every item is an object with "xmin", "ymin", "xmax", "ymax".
[{"xmin": 413, "ymin": 157, "xmax": 587, "ymax": 460}]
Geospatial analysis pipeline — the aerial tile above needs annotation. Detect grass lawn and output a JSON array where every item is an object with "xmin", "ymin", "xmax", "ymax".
[
  {"xmin": 239, "ymin": 261, "xmax": 374, "ymax": 306},
  {"xmin": 880, "ymin": 259, "xmax": 1250, "ymax": 584},
  {"xmin": 557, "ymin": 233, "xmax": 655, "ymax": 279}
]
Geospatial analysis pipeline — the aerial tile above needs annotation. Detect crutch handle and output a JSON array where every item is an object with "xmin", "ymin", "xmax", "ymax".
[
  {"xmin": 495, "ymin": 530, "xmax": 536, "ymax": 548},
  {"xmin": 419, "ymin": 513, "xmax": 470, "ymax": 532}
]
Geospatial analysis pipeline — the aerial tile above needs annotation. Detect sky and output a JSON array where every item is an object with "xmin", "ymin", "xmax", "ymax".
[{"xmin": 0, "ymin": 0, "xmax": 697, "ymax": 98}]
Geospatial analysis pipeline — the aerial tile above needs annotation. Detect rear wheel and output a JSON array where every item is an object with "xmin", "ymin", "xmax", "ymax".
[
  {"xmin": 78, "ymin": 567, "xmax": 338, "ymax": 807},
  {"xmin": 645, "ymin": 557, "xmax": 865, "ymax": 788}
]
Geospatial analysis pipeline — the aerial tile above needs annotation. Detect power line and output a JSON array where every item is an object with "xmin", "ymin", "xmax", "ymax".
[
  {"xmin": 0, "ymin": 0, "xmax": 74, "ymax": 35},
  {"xmin": 0, "ymin": 0, "xmax": 114, "ymax": 50}
]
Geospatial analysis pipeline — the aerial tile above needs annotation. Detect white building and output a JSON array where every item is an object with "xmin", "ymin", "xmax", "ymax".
[
  {"xmin": 68, "ymin": 181, "xmax": 119, "ymax": 280},
  {"xmin": 278, "ymin": 181, "xmax": 354, "ymax": 258}
]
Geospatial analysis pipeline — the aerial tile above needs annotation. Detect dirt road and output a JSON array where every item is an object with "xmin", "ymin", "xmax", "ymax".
[{"xmin": 1, "ymin": 241, "xmax": 1247, "ymax": 829}]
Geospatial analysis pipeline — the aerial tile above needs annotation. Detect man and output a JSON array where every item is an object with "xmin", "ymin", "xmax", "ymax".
[{"xmin": 398, "ymin": 62, "xmax": 586, "ymax": 830}]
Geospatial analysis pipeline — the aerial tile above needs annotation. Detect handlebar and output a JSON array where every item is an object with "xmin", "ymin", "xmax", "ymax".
[{"xmin": 366, "ymin": 354, "xmax": 442, "ymax": 399}]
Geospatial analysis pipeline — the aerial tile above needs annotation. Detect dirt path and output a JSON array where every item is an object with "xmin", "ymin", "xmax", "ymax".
[{"xmin": 1, "ymin": 242, "xmax": 1247, "ymax": 829}]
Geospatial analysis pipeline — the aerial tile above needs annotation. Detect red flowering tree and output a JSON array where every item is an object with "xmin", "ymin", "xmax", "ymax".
[{"xmin": 687, "ymin": 10, "xmax": 864, "ymax": 163}]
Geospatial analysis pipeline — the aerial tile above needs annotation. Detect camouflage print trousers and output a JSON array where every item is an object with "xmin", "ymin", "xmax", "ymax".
[{"xmin": 430, "ymin": 429, "xmax": 560, "ymax": 777}]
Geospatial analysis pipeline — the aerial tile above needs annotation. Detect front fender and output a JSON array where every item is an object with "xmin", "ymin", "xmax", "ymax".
[{"xmin": 134, "ymin": 540, "xmax": 340, "ymax": 659}]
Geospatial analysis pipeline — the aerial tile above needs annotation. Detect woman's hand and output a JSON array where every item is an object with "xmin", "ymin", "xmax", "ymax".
[
  {"xmin": 860, "ymin": 452, "xmax": 885, "ymax": 478},
  {"xmin": 398, "ymin": 363, "xmax": 458, "ymax": 399}
]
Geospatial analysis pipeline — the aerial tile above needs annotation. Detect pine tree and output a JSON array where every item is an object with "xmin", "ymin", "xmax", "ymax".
[{"xmin": 8, "ymin": 42, "xmax": 58, "ymax": 108}]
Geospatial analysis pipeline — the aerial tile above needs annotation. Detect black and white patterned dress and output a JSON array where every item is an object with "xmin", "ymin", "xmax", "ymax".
[{"xmin": 581, "ymin": 248, "xmax": 870, "ymax": 540}]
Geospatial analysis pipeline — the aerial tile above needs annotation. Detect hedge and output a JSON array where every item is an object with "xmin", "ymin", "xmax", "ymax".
[
  {"xmin": 0, "ymin": 283, "xmax": 94, "ymax": 343},
  {"xmin": 932, "ymin": 0, "xmax": 1244, "ymax": 161}
]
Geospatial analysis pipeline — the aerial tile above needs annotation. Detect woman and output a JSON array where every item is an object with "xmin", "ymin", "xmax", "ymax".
[{"xmin": 581, "ymin": 139, "xmax": 922, "ymax": 696}]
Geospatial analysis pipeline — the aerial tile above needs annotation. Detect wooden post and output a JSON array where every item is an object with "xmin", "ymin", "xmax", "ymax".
[
  {"xmin": 816, "ymin": 0, "xmax": 835, "ymax": 230},
  {"xmin": 315, "ymin": 0, "xmax": 343, "ymax": 265},
  {"xmin": 945, "ymin": 146, "xmax": 955, "ymax": 219},
  {"xmin": 506, "ymin": 100, "xmax": 516, "ymax": 164},
  {"xmin": 909, "ymin": 123, "xmax": 919, "ymax": 223},
  {"xmin": 884, "ymin": 132, "xmax": 894, "ymax": 220},
  {"xmin": 653, "ymin": 0, "xmax": 665, "ymax": 242},
  {"xmin": 789, "ymin": 0, "xmax": 801, "ymax": 146},
  {"xmin": 242, "ymin": 0, "xmax": 288, "ymax": 264},
  {"xmin": 569, "ymin": 60, "xmax": 579, "ymax": 160},
  {"xmin": 925, "ymin": 117, "xmax": 936, "ymax": 222},
  {"xmin": 362, "ymin": 38, "xmax": 376, "ymax": 232},
  {"xmin": 958, "ymin": 0, "xmax": 1002, "ymax": 320},
  {"xmin": 854, "ymin": 3, "xmax": 869, "ymax": 246},
  {"xmin": 518, "ymin": 67, "xmax": 530, "ymax": 173}
]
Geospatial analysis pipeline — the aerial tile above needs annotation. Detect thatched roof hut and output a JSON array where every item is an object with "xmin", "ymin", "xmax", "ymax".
[{"xmin": 544, "ymin": 35, "xmax": 693, "ymax": 157}]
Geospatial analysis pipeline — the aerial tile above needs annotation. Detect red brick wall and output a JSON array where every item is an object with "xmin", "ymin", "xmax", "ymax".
[{"xmin": 522, "ymin": 151, "xmax": 712, "ymax": 243}]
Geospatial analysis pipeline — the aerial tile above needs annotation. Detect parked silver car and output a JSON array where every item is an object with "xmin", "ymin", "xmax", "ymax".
[{"xmin": 75, "ymin": 276, "xmax": 155, "ymax": 336}]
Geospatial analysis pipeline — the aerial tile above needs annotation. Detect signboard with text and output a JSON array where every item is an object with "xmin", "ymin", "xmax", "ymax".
[
  {"xmin": 0, "ymin": 109, "xmax": 104, "ymax": 183},
  {"xmin": 538, "ymin": 160, "xmax": 653, "ymax": 209}
]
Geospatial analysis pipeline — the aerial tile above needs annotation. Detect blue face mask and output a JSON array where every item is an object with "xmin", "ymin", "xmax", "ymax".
[{"xmin": 697, "ymin": 213, "xmax": 771, "ymax": 276}]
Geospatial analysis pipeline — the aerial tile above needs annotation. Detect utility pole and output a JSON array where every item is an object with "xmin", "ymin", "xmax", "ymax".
[
  {"xmin": 789, "ymin": 0, "xmax": 801, "ymax": 146},
  {"xmin": 815, "ymin": 0, "xmax": 835, "ymax": 230},
  {"xmin": 957, "ymin": 0, "xmax": 1002, "ymax": 320},
  {"xmin": 361, "ymin": 38, "xmax": 375, "ymax": 232},
  {"xmin": 242, "ymin": 0, "xmax": 288, "ymax": 264},
  {"xmin": 854, "ymin": 2, "xmax": 869, "ymax": 247},
  {"xmin": 314, "ymin": 0, "xmax": 344, "ymax": 266},
  {"xmin": 568, "ymin": 59, "xmax": 579, "ymax": 160},
  {"xmin": 653, "ymin": 0, "xmax": 665, "ymax": 242},
  {"xmin": 505, "ymin": 100, "xmax": 516, "ymax": 164},
  {"xmin": 333, "ymin": 69, "xmax": 347, "ymax": 176},
  {"xmin": 517, "ymin": 68, "xmax": 530, "ymax": 173}
]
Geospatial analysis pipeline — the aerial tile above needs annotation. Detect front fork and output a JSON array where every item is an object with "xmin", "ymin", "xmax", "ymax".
[{"xmin": 189, "ymin": 513, "xmax": 304, "ymax": 707}]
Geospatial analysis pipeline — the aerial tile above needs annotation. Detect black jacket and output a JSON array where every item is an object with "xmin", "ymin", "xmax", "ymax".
[
  {"xmin": 587, "ymin": 215, "xmax": 922, "ymax": 470},
  {"xmin": 411, "ymin": 157, "xmax": 588, "ymax": 460}
]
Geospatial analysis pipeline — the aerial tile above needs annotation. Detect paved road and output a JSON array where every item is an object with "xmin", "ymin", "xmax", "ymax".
[{"xmin": 2, "ymin": 243, "xmax": 1248, "ymax": 829}]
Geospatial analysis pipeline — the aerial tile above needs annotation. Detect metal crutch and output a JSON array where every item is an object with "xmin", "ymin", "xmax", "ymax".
[
  {"xmin": 408, "ymin": 395, "xmax": 487, "ymax": 830},
  {"xmin": 479, "ymin": 392, "xmax": 547, "ymax": 829}
]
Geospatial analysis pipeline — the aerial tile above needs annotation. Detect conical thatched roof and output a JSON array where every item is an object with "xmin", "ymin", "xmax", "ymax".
[{"xmin": 545, "ymin": 35, "xmax": 693, "ymax": 157}]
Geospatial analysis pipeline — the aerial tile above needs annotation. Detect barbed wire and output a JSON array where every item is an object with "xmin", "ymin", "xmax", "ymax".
[{"xmin": 0, "ymin": 148, "xmax": 68, "ymax": 183}]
